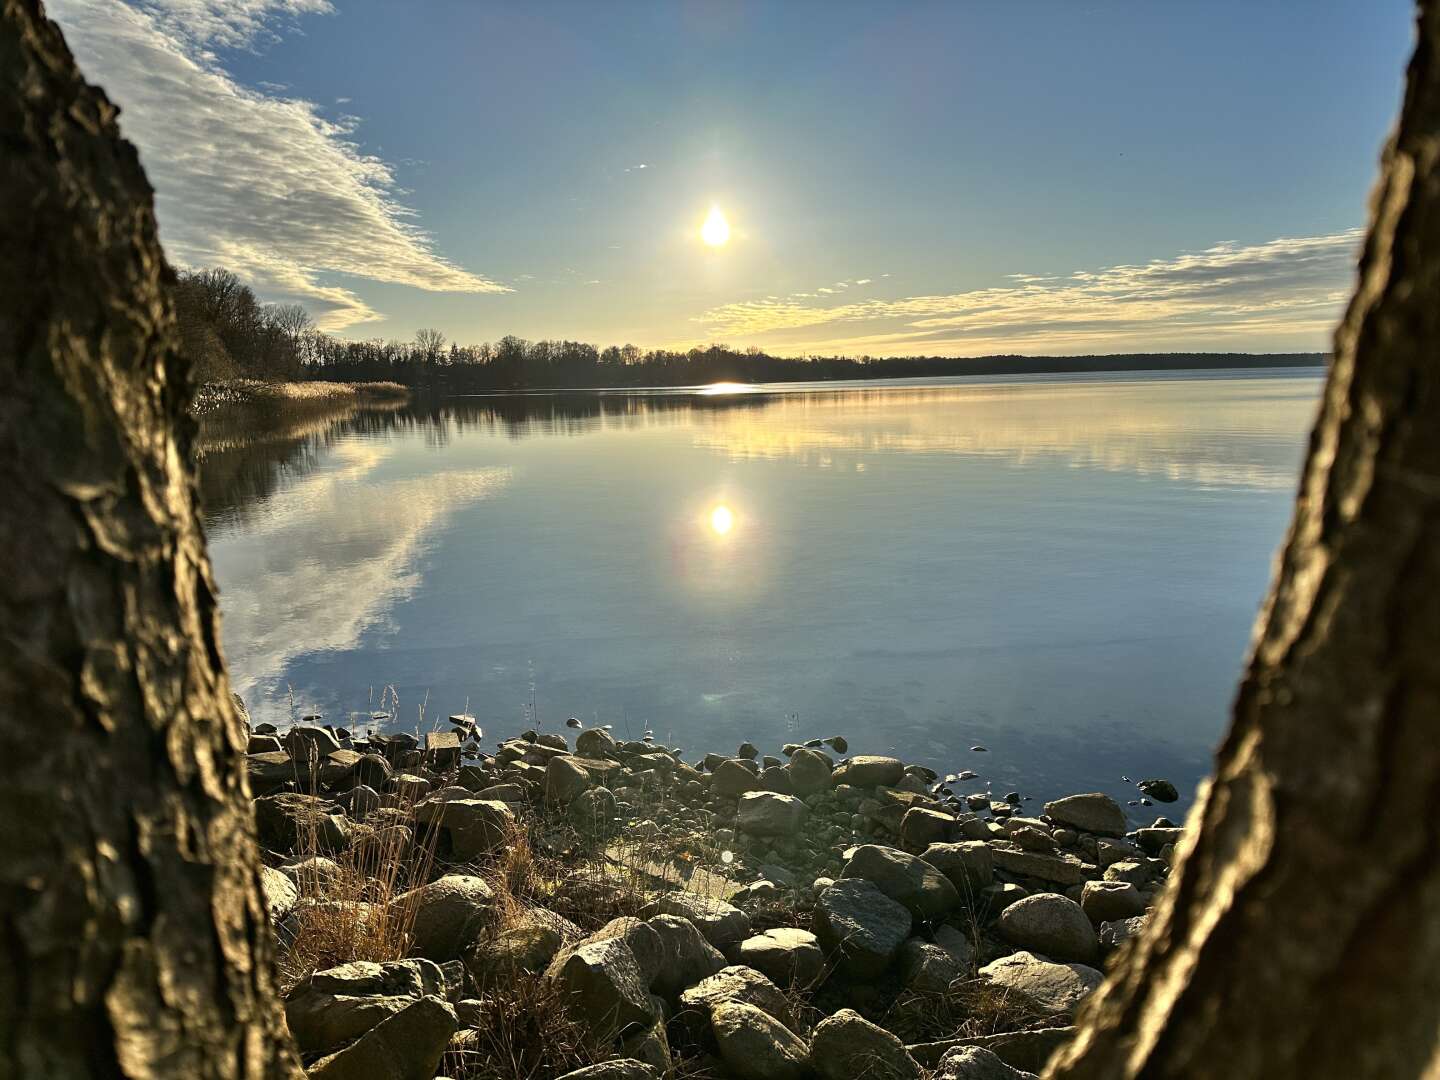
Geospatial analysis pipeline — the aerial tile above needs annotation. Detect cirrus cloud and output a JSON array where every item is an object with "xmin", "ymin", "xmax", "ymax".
[
  {"xmin": 48, "ymin": 0, "xmax": 509, "ymax": 331},
  {"xmin": 699, "ymin": 231, "xmax": 1362, "ymax": 355}
]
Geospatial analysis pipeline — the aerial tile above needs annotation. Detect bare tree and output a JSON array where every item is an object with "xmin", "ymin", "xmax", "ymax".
[
  {"xmin": 1050, "ymin": 5, "xmax": 1440, "ymax": 1078},
  {"xmin": 415, "ymin": 326, "xmax": 447, "ymax": 363},
  {"xmin": 0, "ymin": 2, "xmax": 298, "ymax": 1076}
]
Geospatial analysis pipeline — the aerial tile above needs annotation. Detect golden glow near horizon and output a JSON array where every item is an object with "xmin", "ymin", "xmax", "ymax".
[
  {"xmin": 701, "ymin": 205, "xmax": 731, "ymax": 247},
  {"xmin": 710, "ymin": 504, "xmax": 735, "ymax": 534}
]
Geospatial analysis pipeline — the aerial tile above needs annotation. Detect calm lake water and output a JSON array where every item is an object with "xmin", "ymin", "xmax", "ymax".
[{"xmin": 201, "ymin": 369, "xmax": 1324, "ymax": 819}]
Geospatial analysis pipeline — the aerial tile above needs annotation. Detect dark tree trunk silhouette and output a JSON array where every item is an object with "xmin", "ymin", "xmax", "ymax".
[
  {"xmin": 1050, "ymin": 5, "xmax": 1440, "ymax": 1078},
  {"xmin": 0, "ymin": 2, "xmax": 298, "ymax": 1076}
]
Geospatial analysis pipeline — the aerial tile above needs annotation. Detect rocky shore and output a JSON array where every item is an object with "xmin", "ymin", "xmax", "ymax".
[{"xmin": 245, "ymin": 708, "xmax": 1182, "ymax": 1080}]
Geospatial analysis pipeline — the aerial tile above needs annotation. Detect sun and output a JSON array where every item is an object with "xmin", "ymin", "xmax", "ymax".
[
  {"xmin": 710, "ymin": 505, "xmax": 734, "ymax": 534},
  {"xmin": 701, "ymin": 205, "xmax": 730, "ymax": 247}
]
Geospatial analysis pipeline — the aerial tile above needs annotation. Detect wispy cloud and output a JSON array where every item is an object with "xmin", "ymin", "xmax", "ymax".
[
  {"xmin": 50, "ymin": 0, "xmax": 508, "ymax": 331},
  {"xmin": 698, "ymin": 231, "xmax": 1360, "ymax": 355}
]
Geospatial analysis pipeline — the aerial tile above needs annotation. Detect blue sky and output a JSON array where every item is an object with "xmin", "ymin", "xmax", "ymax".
[{"xmin": 51, "ymin": 1, "xmax": 1414, "ymax": 354}]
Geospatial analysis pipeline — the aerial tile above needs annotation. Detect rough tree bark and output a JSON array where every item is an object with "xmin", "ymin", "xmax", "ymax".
[
  {"xmin": 1049, "ymin": 5, "xmax": 1440, "ymax": 1079},
  {"xmin": 0, "ymin": 2, "xmax": 299, "ymax": 1076}
]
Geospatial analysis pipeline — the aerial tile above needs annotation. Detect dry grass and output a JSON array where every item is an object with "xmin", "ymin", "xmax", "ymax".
[
  {"xmin": 193, "ymin": 377, "xmax": 408, "ymax": 415},
  {"xmin": 275, "ymin": 794, "xmax": 440, "ymax": 993},
  {"xmin": 443, "ymin": 972, "xmax": 613, "ymax": 1080},
  {"xmin": 880, "ymin": 978, "xmax": 1054, "ymax": 1046}
]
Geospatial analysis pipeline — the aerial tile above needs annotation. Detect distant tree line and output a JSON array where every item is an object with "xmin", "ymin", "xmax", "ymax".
[{"xmin": 173, "ymin": 267, "xmax": 1326, "ymax": 391}]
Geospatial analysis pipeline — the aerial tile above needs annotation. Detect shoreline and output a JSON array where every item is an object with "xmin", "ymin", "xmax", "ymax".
[
  {"xmin": 252, "ymin": 713, "xmax": 1181, "ymax": 1078},
  {"xmin": 191, "ymin": 378, "xmax": 409, "ymax": 417}
]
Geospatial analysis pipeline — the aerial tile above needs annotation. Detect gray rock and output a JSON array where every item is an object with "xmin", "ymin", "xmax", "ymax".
[
  {"xmin": 307, "ymin": 995, "xmax": 457, "ymax": 1080},
  {"xmin": 540, "ymin": 755, "xmax": 588, "ymax": 805},
  {"xmin": 713, "ymin": 758, "xmax": 763, "ymax": 797},
  {"xmin": 1096, "ymin": 838, "xmax": 1142, "ymax": 867},
  {"xmin": 285, "ymin": 724, "xmax": 342, "ymax": 759},
  {"xmin": 996, "ymin": 893, "xmax": 1098, "ymax": 963},
  {"xmin": 976, "ymin": 883, "xmax": 1027, "ymax": 922},
  {"xmin": 397, "ymin": 874, "xmax": 498, "ymax": 961},
  {"xmin": 575, "ymin": 727, "xmax": 619, "ymax": 758},
  {"xmin": 253, "ymin": 793, "xmax": 350, "ymax": 854},
  {"xmin": 1103, "ymin": 860, "xmax": 1155, "ymax": 886},
  {"xmin": 464, "ymin": 913, "xmax": 567, "ymax": 983},
  {"xmin": 932, "ymin": 924, "xmax": 975, "ymax": 970},
  {"xmin": 934, "ymin": 1045, "xmax": 1038, "ymax": 1080},
  {"xmin": 1099, "ymin": 914, "xmax": 1150, "ymax": 949},
  {"xmin": 988, "ymin": 847, "xmax": 1087, "ymax": 886},
  {"xmin": 260, "ymin": 865, "xmax": 299, "ymax": 922},
  {"xmin": 810, "ymin": 1007, "xmax": 923, "ymax": 1080},
  {"xmin": 734, "ymin": 927, "xmax": 825, "ymax": 987},
  {"xmin": 285, "ymin": 958, "xmax": 446, "ymax": 1058},
  {"xmin": 711, "ymin": 1001, "xmax": 811, "ymax": 1079},
  {"xmin": 1137, "ymin": 779, "xmax": 1179, "ymax": 803},
  {"xmin": 278, "ymin": 855, "xmax": 344, "ymax": 893},
  {"xmin": 813, "ymin": 879, "xmax": 911, "ymax": 977},
  {"xmin": 413, "ymin": 797, "xmax": 513, "ymax": 860},
  {"xmin": 678, "ymin": 965, "xmax": 799, "ymax": 1033},
  {"xmin": 1042, "ymin": 793, "xmax": 1127, "ymax": 837},
  {"xmin": 1135, "ymin": 826, "xmax": 1183, "ymax": 855},
  {"xmin": 640, "ymin": 893, "xmax": 751, "ymax": 949},
  {"xmin": 786, "ymin": 747, "xmax": 833, "ymax": 796},
  {"xmin": 832, "ymin": 755, "xmax": 905, "ymax": 789},
  {"xmin": 738, "ymin": 791, "xmax": 808, "ymax": 837},
  {"xmin": 979, "ymin": 951, "xmax": 1103, "ymax": 1017},
  {"xmin": 898, "ymin": 938, "xmax": 961, "ymax": 993},
  {"xmin": 247, "ymin": 751, "xmax": 297, "ymax": 795},
  {"xmin": 648, "ymin": 914, "xmax": 727, "ymax": 996},
  {"xmin": 899, "ymin": 807, "xmax": 958, "ymax": 852},
  {"xmin": 840, "ymin": 844, "xmax": 958, "ymax": 920},
  {"xmin": 920, "ymin": 841, "xmax": 994, "ymax": 901},
  {"xmin": 620, "ymin": 1014, "xmax": 673, "ymax": 1074},
  {"xmin": 545, "ymin": 935, "xmax": 656, "ymax": 1037},
  {"xmin": 1079, "ymin": 880, "xmax": 1147, "ymax": 924},
  {"xmin": 569, "ymin": 786, "xmax": 619, "ymax": 836}
]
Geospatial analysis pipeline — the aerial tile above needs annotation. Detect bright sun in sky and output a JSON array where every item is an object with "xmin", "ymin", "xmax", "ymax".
[
  {"xmin": 710, "ymin": 505, "xmax": 734, "ymax": 534},
  {"xmin": 701, "ymin": 205, "xmax": 730, "ymax": 247}
]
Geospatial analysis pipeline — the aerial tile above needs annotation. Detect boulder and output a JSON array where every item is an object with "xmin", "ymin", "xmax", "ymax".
[
  {"xmin": 712, "ymin": 758, "xmax": 762, "ymax": 798},
  {"xmin": 678, "ymin": 965, "xmax": 798, "ymax": 1034},
  {"xmin": 648, "ymin": 914, "xmax": 727, "ymax": 997},
  {"xmin": 934, "ymin": 1045, "xmax": 1038, "ymax": 1080},
  {"xmin": 260, "ymin": 865, "xmax": 299, "ymax": 922},
  {"xmin": 397, "ymin": 874, "xmax": 498, "ymax": 961},
  {"xmin": 285, "ymin": 724, "xmax": 342, "ymax": 759},
  {"xmin": 737, "ymin": 791, "xmax": 808, "ymax": 837},
  {"xmin": 1079, "ymin": 880, "xmax": 1147, "ymax": 924},
  {"xmin": 988, "ymin": 847, "xmax": 1087, "ymax": 886},
  {"xmin": 247, "ymin": 750, "xmax": 296, "ymax": 795},
  {"xmin": 920, "ymin": 841, "xmax": 994, "ymax": 901},
  {"xmin": 813, "ymin": 879, "xmax": 911, "ymax": 977},
  {"xmin": 996, "ymin": 893, "xmax": 1098, "ymax": 963},
  {"xmin": 1042, "ymin": 793, "xmax": 1127, "ymax": 837},
  {"xmin": 810, "ymin": 1008, "xmax": 923, "ymax": 1080},
  {"xmin": 1099, "ymin": 914, "xmax": 1149, "ymax": 949},
  {"xmin": 546, "ymin": 755, "xmax": 592, "ymax": 804},
  {"xmin": 307, "ymin": 995, "xmax": 457, "ymax": 1080},
  {"xmin": 285, "ymin": 958, "xmax": 446, "ymax": 1058},
  {"xmin": 840, "ymin": 844, "xmax": 958, "ymax": 920},
  {"xmin": 575, "ymin": 727, "xmax": 619, "ymax": 758},
  {"xmin": 832, "ymin": 756, "xmax": 905, "ymax": 789},
  {"xmin": 898, "ymin": 937, "xmax": 962, "ymax": 993},
  {"xmin": 413, "ymin": 797, "xmax": 513, "ymax": 860},
  {"xmin": 932, "ymin": 924, "xmax": 975, "ymax": 970},
  {"xmin": 640, "ymin": 893, "xmax": 751, "ymax": 949},
  {"xmin": 253, "ymin": 793, "xmax": 350, "ymax": 854},
  {"xmin": 464, "ymin": 913, "xmax": 567, "ymax": 983},
  {"xmin": 979, "ymin": 951, "xmax": 1103, "ymax": 1017},
  {"xmin": 710, "ymin": 1001, "xmax": 811, "ymax": 1080},
  {"xmin": 734, "ymin": 927, "xmax": 825, "ymax": 987},
  {"xmin": 1136, "ymin": 826, "xmax": 1183, "ymax": 855},
  {"xmin": 545, "ymin": 935, "xmax": 656, "ymax": 1037},
  {"xmin": 569, "ymin": 786, "xmax": 619, "ymax": 836},
  {"xmin": 278, "ymin": 855, "xmax": 344, "ymax": 893},
  {"xmin": 1137, "ymin": 779, "xmax": 1179, "ymax": 803},
  {"xmin": 785, "ymin": 747, "xmax": 833, "ymax": 796},
  {"xmin": 899, "ymin": 807, "xmax": 956, "ymax": 852},
  {"xmin": 911, "ymin": 1028, "xmax": 1074, "ymax": 1074}
]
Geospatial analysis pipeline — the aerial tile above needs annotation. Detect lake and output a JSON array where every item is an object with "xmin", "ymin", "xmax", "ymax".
[{"xmin": 201, "ymin": 368, "xmax": 1324, "ymax": 819}]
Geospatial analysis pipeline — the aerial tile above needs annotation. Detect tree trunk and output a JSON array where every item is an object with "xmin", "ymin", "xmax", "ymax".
[
  {"xmin": 0, "ymin": 2, "xmax": 299, "ymax": 1076},
  {"xmin": 1049, "ymin": 5, "xmax": 1440, "ymax": 1078}
]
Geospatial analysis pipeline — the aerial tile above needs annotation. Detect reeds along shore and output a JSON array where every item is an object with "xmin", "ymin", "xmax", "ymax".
[
  {"xmin": 192, "ymin": 378, "xmax": 410, "ymax": 416},
  {"xmin": 248, "ymin": 710, "xmax": 1182, "ymax": 1080}
]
